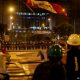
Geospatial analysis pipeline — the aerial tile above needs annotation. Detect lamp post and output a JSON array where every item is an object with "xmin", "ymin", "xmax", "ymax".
[
  {"xmin": 48, "ymin": 18, "xmax": 52, "ymax": 30},
  {"xmin": 8, "ymin": 6, "xmax": 15, "ymax": 13},
  {"xmin": 8, "ymin": 6, "xmax": 15, "ymax": 31},
  {"xmin": 42, "ymin": 23, "xmax": 45, "ymax": 30},
  {"xmin": 8, "ymin": 6, "xmax": 15, "ymax": 44},
  {"xmin": 9, "ymin": 15, "xmax": 13, "ymax": 30}
]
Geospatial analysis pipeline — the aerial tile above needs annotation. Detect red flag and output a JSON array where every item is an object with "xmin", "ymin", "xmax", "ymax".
[
  {"xmin": 50, "ymin": 3, "xmax": 67, "ymax": 16},
  {"xmin": 26, "ymin": 0, "xmax": 67, "ymax": 16}
]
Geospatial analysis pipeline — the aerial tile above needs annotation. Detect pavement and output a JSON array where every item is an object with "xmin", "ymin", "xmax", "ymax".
[
  {"xmin": 0, "ymin": 49, "xmax": 67, "ymax": 80},
  {"xmin": 6, "ymin": 50, "xmax": 47, "ymax": 80}
]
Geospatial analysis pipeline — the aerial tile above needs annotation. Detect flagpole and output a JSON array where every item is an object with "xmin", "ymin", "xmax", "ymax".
[
  {"xmin": 26, "ymin": 3, "xmax": 34, "ymax": 12},
  {"xmin": 19, "ymin": 0, "xmax": 34, "ymax": 12}
]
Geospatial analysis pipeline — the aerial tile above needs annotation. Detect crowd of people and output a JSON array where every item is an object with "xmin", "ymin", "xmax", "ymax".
[
  {"xmin": 1, "ymin": 41, "xmax": 53, "ymax": 50},
  {"xmin": 0, "ymin": 47, "xmax": 10, "ymax": 80},
  {"xmin": 32, "ymin": 33, "xmax": 80, "ymax": 80},
  {"xmin": 0, "ymin": 33, "xmax": 80, "ymax": 80}
]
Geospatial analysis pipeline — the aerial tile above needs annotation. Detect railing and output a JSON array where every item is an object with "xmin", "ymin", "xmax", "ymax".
[{"xmin": 1, "ymin": 41, "xmax": 53, "ymax": 51}]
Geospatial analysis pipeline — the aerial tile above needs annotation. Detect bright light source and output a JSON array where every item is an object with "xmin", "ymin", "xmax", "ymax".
[
  {"xmin": 9, "ymin": 7, "xmax": 15, "ymax": 13},
  {"xmin": 42, "ymin": 23, "xmax": 45, "ymax": 27},
  {"xmin": 11, "ymin": 22, "xmax": 13, "ymax": 25},
  {"xmin": 62, "ymin": 8, "xmax": 65, "ymax": 12},
  {"xmin": 10, "ymin": 16, "xmax": 13, "ymax": 20},
  {"xmin": 48, "ymin": 18, "xmax": 51, "ymax": 22}
]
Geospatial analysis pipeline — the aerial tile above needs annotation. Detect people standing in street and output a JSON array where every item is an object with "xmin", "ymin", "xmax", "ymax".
[
  {"xmin": 1, "ymin": 47, "xmax": 11, "ymax": 65},
  {"xmin": 37, "ymin": 50, "xmax": 45, "ymax": 61},
  {"xmin": 66, "ymin": 34, "xmax": 80, "ymax": 80},
  {"xmin": 32, "ymin": 44, "xmax": 67, "ymax": 80},
  {"xmin": 0, "ymin": 47, "xmax": 10, "ymax": 80}
]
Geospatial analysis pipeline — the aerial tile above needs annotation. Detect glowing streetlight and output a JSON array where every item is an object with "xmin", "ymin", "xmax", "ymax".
[
  {"xmin": 48, "ymin": 18, "xmax": 52, "ymax": 30},
  {"xmin": 8, "ymin": 16, "xmax": 14, "ymax": 31},
  {"xmin": 8, "ymin": 6, "xmax": 15, "ymax": 13},
  {"xmin": 8, "ymin": 6, "xmax": 15, "ymax": 31},
  {"xmin": 42, "ymin": 23, "xmax": 45, "ymax": 27},
  {"xmin": 10, "ymin": 16, "xmax": 13, "ymax": 20},
  {"xmin": 42, "ymin": 23, "xmax": 45, "ymax": 29},
  {"xmin": 48, "ymin": 18, "xmax": 51, "ymax": 22}
]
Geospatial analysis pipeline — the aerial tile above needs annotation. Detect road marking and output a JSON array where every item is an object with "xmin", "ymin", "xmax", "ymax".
[{"xmin": 14, "ymin": 62, "xmax": 30, "ymax": 75}]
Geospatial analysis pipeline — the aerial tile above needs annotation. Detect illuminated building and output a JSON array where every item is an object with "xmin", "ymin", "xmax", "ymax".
[{"xmin": 14, "ymin": 12, "xmax": 52, "ymax": 30}]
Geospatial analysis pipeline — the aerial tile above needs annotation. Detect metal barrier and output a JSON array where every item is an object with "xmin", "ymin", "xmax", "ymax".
[{"xmin": 1, "ymin": 41, "xmax": 53, "ymax": 51}]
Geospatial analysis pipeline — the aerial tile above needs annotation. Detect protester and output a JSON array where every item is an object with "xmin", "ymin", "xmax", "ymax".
[
  {"xmin": 0, "ymin": 47, "xmax": 10, "ymax": 80},
  {"xmin": 58, "ymin": 39, "xmax": 67, "ymax": 50},
  {"xmin": 66, "ymin": 34, "xmax": 80, "ymax": 80},
  {"xmin": 32, "ymin": 44, "xmax": 67, "ymax": 80},
  {"xmin": 37, "ymin": 50, "xmax": 45, "ymax": 61},
  {"xmin": 2, "ymin": 47, "xmax": 11, "ymax": 65}
]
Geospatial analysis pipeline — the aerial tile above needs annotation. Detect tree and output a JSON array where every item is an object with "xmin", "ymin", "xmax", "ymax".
[
  {"xmin": 0, "ymin": 23, "xmax": 8, "ymax": 43},
  {"xmin": 29, "ymin": 34, "xmax": 51, "ymax": 42},
  {"xmin": 54, "ymin": 23, "xmax": 73, "ymax": 37},
  {"xmin": 0, "ymin": 23, "xmax": 7, "ymax": 34}
]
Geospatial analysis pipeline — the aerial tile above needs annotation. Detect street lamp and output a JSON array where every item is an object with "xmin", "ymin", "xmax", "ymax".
[
  {"xmin": 8, "ymin": 6, "xmax": 15, "ymax": 13},
  {"xmin": 10, "ymin": 15, "xmax": 13, "ymax": 20},
  {"xmin": 8, "ymin": 6, "xmax": 15, "ymax": 31},
  {"xmin": 48, "ymin": 18, "xmax": 51, "ymax": 22},
  {"xmin": 42, "ymin": 23, "xmax": 45, "ymax": 30},
  {"xmin": 8, "ymin": 16, "xmax": 14, "ymax": 31},
  {"xmin": 48, "ymin": 18, "xmax": 52, "ymax": 30}
]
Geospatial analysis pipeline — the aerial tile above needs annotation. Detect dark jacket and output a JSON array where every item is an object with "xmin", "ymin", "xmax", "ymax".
[
  {"xmin": 66, "ymin": 46, "xmax": 80, "ymax": 80},
  {"xmin": 32, "ymin": 61, "xmax": 67, "ymax": 80}
]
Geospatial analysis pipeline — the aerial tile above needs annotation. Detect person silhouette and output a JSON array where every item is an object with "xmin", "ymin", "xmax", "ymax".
[
  {"xmin": 66, "ymin": 34, "xmax": 80, "ymax": 80},
  {"xmin": 37, "ymin": 50, "xmax": 45, "ymax": 61},
  {"xmin": 32, "ymin": 44, "xmax": 67, "ymax": 80}
]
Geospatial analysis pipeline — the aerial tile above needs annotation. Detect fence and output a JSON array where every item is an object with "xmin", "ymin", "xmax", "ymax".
[{"xmin": 1, "ymin": 41, "xmax": 53, "ymax": 51}]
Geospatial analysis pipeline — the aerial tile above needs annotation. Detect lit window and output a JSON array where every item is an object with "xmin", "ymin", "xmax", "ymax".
[
  {"xmin": 40, "ymin": 13, "xmax": 42, "ymax": 16},
  {"xmin": 37, "ymin": 13, "xmax": 39, "ymax": 15},
  {"xmin": 20, "ymin": 12, "xmax": 23, "ymax": 15},
  {"xmin": 33, "ymin": 13, "xmax": 35, "ymax": 15},
  {"xmin": 28, "ymin": 13, "xmax": 31, "ymax": 15},
  {"xmin": 24, "ymin": 13, "xmax": 27, "ymax": 15},
  {"xmin": 42, "ymin": 13, "xmax": 45, "ymax": 15}
]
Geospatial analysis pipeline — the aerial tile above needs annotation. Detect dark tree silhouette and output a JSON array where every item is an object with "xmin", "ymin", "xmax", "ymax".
[
  {"xmin": 54, "ymin": 23, "xmax": 73, "ymax": 37},
  {"xmin": 0, "ymin": 23, "xmax": 8, "ymax": 43},
  {"xmin": 0, "ymin": 23, "xmax": 7, "ymax": 34}
]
